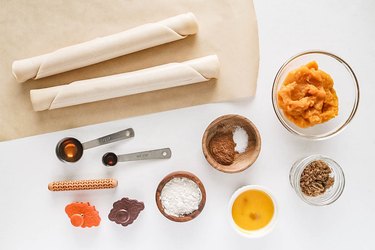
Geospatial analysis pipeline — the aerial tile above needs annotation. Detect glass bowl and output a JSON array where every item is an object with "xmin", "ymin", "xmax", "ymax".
[
  {"xmin": 272, "ymin": 51, "xmax": 359, "ymax": 140},
  {"xmin": 289, "ymin": 155, "xmax": 345, "ymax": 206}
]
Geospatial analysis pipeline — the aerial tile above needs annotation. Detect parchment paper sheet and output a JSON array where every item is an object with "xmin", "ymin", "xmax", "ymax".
[{"xmin": 0, "ymin": 0, "xmax": 259, "ymax": 141}]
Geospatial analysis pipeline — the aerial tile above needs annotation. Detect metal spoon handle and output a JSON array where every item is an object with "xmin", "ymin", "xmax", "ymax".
[
  {"xmin": 118, "ymin": 148, "xmax": 172, "ymax": 162},
  {"xmin": 82, "ymin": 128, "xmax": 134, "ymax": 150}
]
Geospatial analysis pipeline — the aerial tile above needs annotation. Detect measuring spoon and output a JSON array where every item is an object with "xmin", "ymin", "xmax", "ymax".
[
  {"xmin": 102, "ymin": 148, "xmax": 172, "ymax": 167},
  {"xmin": 56, "ymin": 128, "xmax": 135, "ymax": 163}
]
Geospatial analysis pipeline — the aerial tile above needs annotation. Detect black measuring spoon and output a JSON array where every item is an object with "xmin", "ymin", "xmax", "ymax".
[{"xmin": 102, "ymin": 148, "xmax": 172, "ymax": 167}]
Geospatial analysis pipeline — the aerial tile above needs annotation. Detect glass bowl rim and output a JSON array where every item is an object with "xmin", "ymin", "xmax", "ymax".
[
  {"xmin": 271, "ymin": 50, "xmax": 360, "ymax": 140},
  {"xmin": 290, "ymin": 154, "xmax": 345, "ymax": 206}
]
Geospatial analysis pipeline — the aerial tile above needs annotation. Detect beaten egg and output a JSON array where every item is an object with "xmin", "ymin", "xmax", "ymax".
[{"xmin": 232, "ymin": 189, "xmax": 275, "ymax": 231}]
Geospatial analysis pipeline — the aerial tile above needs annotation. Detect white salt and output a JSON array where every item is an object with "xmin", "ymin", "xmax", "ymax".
[
  {"xmin": 233, "ymin": 126, "xmax": 248, "ymax": 153},
  {"xmin": 160, "ymin": 177, "xmax": 202, "ymax": 217}
]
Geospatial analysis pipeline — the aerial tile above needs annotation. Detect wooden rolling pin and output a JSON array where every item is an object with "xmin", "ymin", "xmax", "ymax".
[{"xmin": 48, "ymin": 178, "xmax": 118, "ymax": 191}]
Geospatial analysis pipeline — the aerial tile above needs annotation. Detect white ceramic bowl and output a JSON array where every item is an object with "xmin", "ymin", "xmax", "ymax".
[{"xmin": 228, "ymin": 185, "xmax": 278, "ymax": 238}]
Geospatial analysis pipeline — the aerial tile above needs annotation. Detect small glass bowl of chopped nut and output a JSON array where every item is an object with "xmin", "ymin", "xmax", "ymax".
[{"xmin": 289, "ymin": 155, "xmax": 345, "ymax": 206}]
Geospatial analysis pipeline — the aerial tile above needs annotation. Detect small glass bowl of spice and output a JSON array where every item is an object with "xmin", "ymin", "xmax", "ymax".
[
  {"xmin": 289, "ymin": 155, "xmax": 345, "ymax": 206},
  {"xmin": 155, "ymin": 171, "xmax": 206, "ymax": 222}
]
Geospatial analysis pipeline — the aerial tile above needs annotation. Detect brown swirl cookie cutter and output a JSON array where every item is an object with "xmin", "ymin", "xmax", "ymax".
[
  {"xmin": 48, "ymin": 178, "xmax": 118, "ymax": 191},
  {"xmin": 108, "ymin": 198, "xmax": 144, "ymax": 227}
]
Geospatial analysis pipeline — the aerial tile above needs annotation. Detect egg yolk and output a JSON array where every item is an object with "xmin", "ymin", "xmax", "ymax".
[{"xmin": 232, "ymin": 190, "xmax": 275, "ymax": 231}]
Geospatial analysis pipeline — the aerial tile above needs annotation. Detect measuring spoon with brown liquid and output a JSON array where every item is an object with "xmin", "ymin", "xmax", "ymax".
[
  {"xmin": 102, "ymin": 148, "xmax": 172, "ymax": 167},
  {"xmin": 56, "ymin": 128, "xmax": 135, "ymax": 163}
]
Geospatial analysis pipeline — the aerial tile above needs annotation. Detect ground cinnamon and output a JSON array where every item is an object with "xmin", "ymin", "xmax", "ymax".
[{"xmin": 209, "ymin": 133, "xmax": 235, "ymax": 165}]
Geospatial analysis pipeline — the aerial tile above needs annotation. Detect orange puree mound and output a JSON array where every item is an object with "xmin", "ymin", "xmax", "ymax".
[{"xmin": 277, "ymin": 61, "xmax": 338, "ymax": 128}]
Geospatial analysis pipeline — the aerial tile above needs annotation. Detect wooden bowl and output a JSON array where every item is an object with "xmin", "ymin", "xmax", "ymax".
[
  {"xmin": 202, "ymin": 114, "xmax": 261, "ymax": 173},
  {"xmin": 155, "ymin": 171, "xmax": 206, "ymax": 222}
]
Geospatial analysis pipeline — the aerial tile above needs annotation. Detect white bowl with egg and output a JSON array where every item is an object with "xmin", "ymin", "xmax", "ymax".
[{"xmin": 228, "ymin": 185, "xmax": 278, "ymax": 238}]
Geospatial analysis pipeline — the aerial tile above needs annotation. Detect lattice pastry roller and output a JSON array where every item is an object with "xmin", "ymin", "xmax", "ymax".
[{"xmin": 48, "ymin": 178, "xmax": 118, "ymax": 192}]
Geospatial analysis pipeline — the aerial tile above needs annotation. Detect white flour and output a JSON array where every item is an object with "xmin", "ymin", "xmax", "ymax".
[
  {"xmin": 233, "ymin": 126, "xmax": 248, "ymax": 153},
  {"xmin": 160, "ymin": 177, "xmax": 202, "ymax": 217}
]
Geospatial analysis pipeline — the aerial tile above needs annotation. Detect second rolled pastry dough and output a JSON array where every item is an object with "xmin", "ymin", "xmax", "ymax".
[{"xmin": 30, "ymin": 55, "xmax": 220, "ymax": 111}]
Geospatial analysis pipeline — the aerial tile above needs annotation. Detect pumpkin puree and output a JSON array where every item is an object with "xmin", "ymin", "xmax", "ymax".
[{"xmin": 277, "ymin": 61, "xmax": 338, "ymax": 128}]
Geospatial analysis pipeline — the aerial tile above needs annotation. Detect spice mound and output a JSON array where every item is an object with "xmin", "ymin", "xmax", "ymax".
[
  {"xmin": 277, "ymin": 61, "xmax": 339, "ymax": 128},
  {"xmin": 209, "ymin": 132, "xmax": 236, "ymax": 165},
  {"xmin": 209, "ymin": 126, "xmax": 249, "ymax": 165},
  {"xmin": 160, "ymin": 177, "xmax": 202, "ymax": 217},
  {"xmin": 300, "ymin": 160, "xmax": 335, "ymax": 196}
]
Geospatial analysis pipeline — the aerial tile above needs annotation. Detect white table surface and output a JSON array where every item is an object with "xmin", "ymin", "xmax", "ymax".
[{"xmin": 1, "ymin": 0, "xmax": 374, "ymax": 249}]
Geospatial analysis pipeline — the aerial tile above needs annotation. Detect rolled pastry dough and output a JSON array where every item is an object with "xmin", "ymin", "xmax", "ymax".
[
  {"xmin": 30, "ymin": 55, "xmax": 220, "ymax": 111},
  {"xmin": 12, "ymin": 12, "xmax": 198, "ymax": 83}
]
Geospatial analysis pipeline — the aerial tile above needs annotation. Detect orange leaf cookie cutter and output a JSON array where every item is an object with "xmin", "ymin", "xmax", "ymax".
[{"xmin": 65, "ymin": 202, "xmax": 101, "ymax": 228}]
